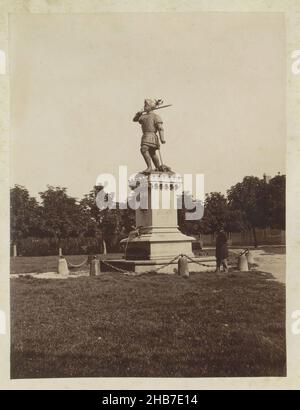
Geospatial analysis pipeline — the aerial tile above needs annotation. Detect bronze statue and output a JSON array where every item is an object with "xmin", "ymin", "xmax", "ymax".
[{"xmin": 133, "ymin": 99, "xmax": 169, "ymax": 174}]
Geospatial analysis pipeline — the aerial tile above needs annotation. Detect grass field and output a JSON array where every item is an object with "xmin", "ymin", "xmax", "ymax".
[{"xmin": 11, "ymin": 269, "xmax": 286, "ymax": 378}]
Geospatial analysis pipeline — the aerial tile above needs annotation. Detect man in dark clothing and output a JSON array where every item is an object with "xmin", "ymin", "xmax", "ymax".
[{"xmin": 215, "ymin": 227, "xmax": 229, "ymax": 272}]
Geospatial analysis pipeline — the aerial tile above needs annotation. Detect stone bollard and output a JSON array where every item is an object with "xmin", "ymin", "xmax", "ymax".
[
  {"xmin": 246, "ymin": 250, "xmax": 255, "ymax": 265},
  {"xmin": 58, "ymin": 257, "xmax": 69, "ymax": 275},
  {"xmin": 238, "ymin": 254, "xmax": 249, "ymax": 271},
  {"xmin": 178, "ymin": 255, "xmax": 189, "ymax": 278},
  {"xmin": 59, "ymin": 247, "xmax": 63, "ymax": 257},
  {"xmin": 90, "ymin": 256, "xmax": 100, "ymax": 276}
]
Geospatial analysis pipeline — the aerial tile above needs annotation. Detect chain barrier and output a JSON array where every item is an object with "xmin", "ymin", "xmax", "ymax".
[
  {"xmin": 100, "ymin": 253, "xmax": 216, "ymax": 275},
  {"xmin": 184, "ymin": 254, "xmax": 216, "ymax": 268},
  {"xmin": 100, "ymin": 254, "xmax": 181, "ymax": 276},
  {"xmin": 61, "ymin": 250, "xmax": 217, "ymax": 274},
  {"xmin": 153, "ymin": 255, "xmax": 181, "ymax": 272},
  {"xmin": 100, "ymin": 259, "xmax": 137, "ymax": 276},
  {"xmin": 62, "ymin": 248, "xmax": 250, "ymax": 275},
  {"xmin": 124, "ymin": 228, "xmax": 141, "ymax": 256},
  {"xmin": 64, "ymin": 257, "xmax": 89, "ymax": 269},
  {"xmin": 239, "ymin": 248, "xmax": 249, "ymax": 256}
]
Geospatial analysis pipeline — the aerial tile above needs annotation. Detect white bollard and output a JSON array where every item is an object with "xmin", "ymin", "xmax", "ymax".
[
  {"xmin": 59, "ymin": 247, "xmax": 63, "ymax": 257},
  {"xmin": 90, "ymin": 258, "xmax": 100, "ymax": 276},
  {"xmin": 238, "ymin": 254, "xmax": 249, "ymax": 271},
  {"xmin": 246, "ymin": 251, "xmax": 255, "ymax": 265},
  {"xmin": 178, "ymin": 255, "xmax": 189, "ymax": 278},
  {"xmin": 58, "ymin": 257, "xmax": 69, "ymax": 275},
  {"xmin": 13, "ymin": 244, "xmax": 17, "ymax": 257}
]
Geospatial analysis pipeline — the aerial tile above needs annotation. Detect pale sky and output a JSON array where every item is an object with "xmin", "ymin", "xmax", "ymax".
[{"xmin": 10, "ymin": 13, "xmax": 286, "ymax": 200}]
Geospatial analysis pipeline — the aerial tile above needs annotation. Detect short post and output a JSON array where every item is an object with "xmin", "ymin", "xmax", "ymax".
[
  {"xmin": 58, "ymin": 247, "xmax": 63, "ymax": 257},
  {"xmin": 13, "ymin": 244, "xmax": 17, "ymax": 257},
  {"xmin": 178, "ymin": 254, "xmax": 189, "ymax": 278},
  {"xmin": 90, "ymin": 256, "xmax": 100, "ymax": 276},
  {"xmin": 57, "ymin": 257, "xmax": 69, "ymax": 275},
  {"xmin": 238, "ymin": 253, "xmax": 249, "ymax": 271},
  {"xmin": 102, "ymin": 240, "xmax": 107, "ymax": 255}
]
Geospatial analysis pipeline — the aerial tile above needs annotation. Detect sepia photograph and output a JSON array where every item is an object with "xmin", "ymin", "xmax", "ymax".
[
  {"xmin": 7, "ymin": 11, "xmax": 287, "ymax": 380},
  {"xmin": 1, "ymin": 0, "xmax": 300, "ymax": 392}
]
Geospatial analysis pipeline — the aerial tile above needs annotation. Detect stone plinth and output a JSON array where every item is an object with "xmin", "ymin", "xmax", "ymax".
[
  {"xmin": 124, "ymin": 172, "xmax": 195, "ymax": 261},
  {"xmin": 106, "ymin": 171, "xmax": 216, "ymax": 274}
]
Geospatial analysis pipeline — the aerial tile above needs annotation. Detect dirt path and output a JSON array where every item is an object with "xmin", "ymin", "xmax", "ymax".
[
  {"xmin": 231, "ymin": 249, "xmax": 285, "ymax": 283},
  {"xmin": 252, "ymin": 250, "xmax": 285, "ymax": 283}
]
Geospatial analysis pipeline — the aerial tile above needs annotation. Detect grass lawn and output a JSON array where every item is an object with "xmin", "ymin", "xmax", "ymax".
[{"xmin": 11, "ymin": 270, "xmax": 286, "ymax": 378}]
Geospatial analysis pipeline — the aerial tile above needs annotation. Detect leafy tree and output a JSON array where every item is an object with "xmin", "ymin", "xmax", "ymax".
[
  {"xmin": 227, "ymin": 174, "xmax": 285, "ymax": 246},
  {"xmin": 227, "ymin": 176, "xmax": 268, "ymax": 247},
  {"xmin": 39, "ymin": 186, "xmax": 88, "ymax": 246},
  {"xmin": 200, "ymin": 192, "xmax": 228, "ymax": 234},
  {"xmin": 10, "ymin": 185, "xmax": 41, "ymax": 246},
  {"xmin": 199, "ymin": 192, "xmax": 244, "ymax": 234},
  {"xmin": 80, "ymin": 186, "xmax": 135, "ymax": 252},
  {"xmin": 267, "ymin": 174, "xmax": 285, "ymax": 230},
  {"xmin": 79, "ymin": 186, "xmax": 103, "ymax": 238},
  {"xmin": 178, "ymin": 191, "xmax": 243, "ymax": 236}
]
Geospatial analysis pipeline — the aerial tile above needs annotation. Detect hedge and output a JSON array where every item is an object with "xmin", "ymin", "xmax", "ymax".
[{"xmin": 11, "ymin": 237, "xmax": 108, "ymax": 257}]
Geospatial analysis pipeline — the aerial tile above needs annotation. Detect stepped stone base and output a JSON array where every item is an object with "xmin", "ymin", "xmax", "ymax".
[{"xmin": 109, "ymin": 171, "xmax": 213, "ymax": 275}]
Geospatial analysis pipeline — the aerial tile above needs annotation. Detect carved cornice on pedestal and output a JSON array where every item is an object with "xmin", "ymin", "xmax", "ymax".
[{"xmin": 129, "ymin": 171, "xmax": 182, "ymax": 191}]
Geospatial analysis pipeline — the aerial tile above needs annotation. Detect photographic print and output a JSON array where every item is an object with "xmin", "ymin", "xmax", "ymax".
[{"xmin": 1, "ymin": 0, "xmax": 300, "ymax": 391}]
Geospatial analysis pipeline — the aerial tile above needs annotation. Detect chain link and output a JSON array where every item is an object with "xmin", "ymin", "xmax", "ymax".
[
  {"xmin": 152, "ymin": 254, "xmax": 181, "ymax": 272},
  {"xmin": 100, "ymin": 259, "xmax": 137, "ymax": 275},
  {"xmin": 64, "ymin": 257, "xmax": 89, "ymax": 268},
  {"xmin": 101, "ymin": 254, "xmax": 181, "ymax": 275},
  {"xmin": 100, "ymin": 253, "xmax": 215, "ymax": 275},
  {"xmin": 184, "ymin": 254, "xmax": 216, "ymax": 268}
]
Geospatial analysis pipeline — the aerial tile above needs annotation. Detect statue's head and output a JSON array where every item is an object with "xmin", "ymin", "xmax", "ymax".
[{"xmin": 144, "ymin": 99, "xmax": 156, "ymax": 112}]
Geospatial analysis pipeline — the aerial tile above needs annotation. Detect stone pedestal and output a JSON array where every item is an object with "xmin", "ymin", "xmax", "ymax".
[
  {"xmin": 105, "ymin": 171, "xmax": 215, "ymax": 274},
  {"xmin": 124, "ymin": 172, "xmax": 194, "ymax": 260}
]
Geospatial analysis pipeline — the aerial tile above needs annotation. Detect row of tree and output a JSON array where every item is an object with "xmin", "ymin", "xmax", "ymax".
[
  {"xmin": 11, "ymin": 174, "xmax": 285, "ymax": 253},
  {"xmin": 10, "ymin": 184, "xmax": 135, "ymax": 254},
  {"xmin": 180, "ymin": 174, "xmax": 285, "ymax": 246}
]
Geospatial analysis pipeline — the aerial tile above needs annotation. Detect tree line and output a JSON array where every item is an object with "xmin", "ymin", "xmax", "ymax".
[
  {"xmin": 180, "ymin": 174, "xmax": 285, "ymax": 246},
  {"xmin": 10, "ymin": 174, "xmax": 285, "ymax": 255}
]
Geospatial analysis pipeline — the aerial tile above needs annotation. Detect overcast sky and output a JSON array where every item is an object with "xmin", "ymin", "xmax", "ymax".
[{"xmin": 10, "ymin": 12, "xmax": 285, "ymax": 200}]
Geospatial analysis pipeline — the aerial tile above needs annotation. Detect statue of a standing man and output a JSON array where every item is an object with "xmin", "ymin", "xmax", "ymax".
[{"xmin": 133, "ymin": 99, "xmax": 166, "ymax": 173}]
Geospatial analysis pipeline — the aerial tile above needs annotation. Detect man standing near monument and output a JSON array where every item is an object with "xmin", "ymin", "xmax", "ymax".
[
  {"xmin": 215, "ymin": 226, "xmax": 229, "ymax": 273},
  {"xmin": 133, "ymin": 99, "xmax": 166, "ymax": 173}
]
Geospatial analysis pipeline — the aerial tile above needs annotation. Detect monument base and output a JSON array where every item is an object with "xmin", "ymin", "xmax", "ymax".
[
  {"xmin": 111, "ymin": 171, "xmax": 212, "ymax": 275},
  {"xmin": 122, "ymin": 227, "xmax": 196, "ymax": 260},
  {"xmin": 100, "ymin": 256, "xmax": 216, "ymax": 275}
]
